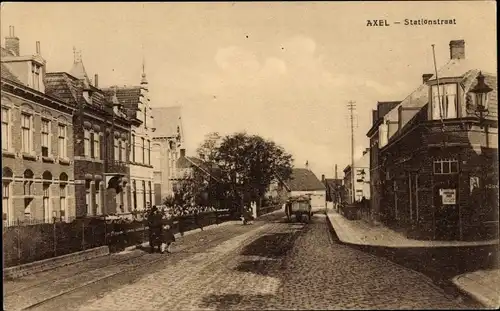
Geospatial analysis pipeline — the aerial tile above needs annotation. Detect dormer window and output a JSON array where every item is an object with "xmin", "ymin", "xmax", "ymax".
[
  {"xmin": 431, "ymin": 83, "xmax": 458, "ymax": 120},
  {"xmin": 31, "ymin": 63, "xmax": 41, "ymax": 91}
]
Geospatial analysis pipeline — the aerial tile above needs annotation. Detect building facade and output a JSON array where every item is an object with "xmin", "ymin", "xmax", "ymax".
[
  {"xmin": 1, "ymin": 29, "xmax": 76, "ymax": 223},
  {"xmin": 46, "ymin": 55, "xmax": 132, "ymax": 217},
  {"xmin": 282, "ymin": 168, "xmax": 326, "ymax": 213},
  {"xmin": 151, "ymin": 106, "xmax": 184, "ymax": 204},
  {"xmin": 342, "ymin": 151, "xmax": 371, "ymax": 205},
  {"xmin": 103, "ymin": 70, "xmax": 155, "ymax": 212},
  {"xmin": 376, "ymin": 40, "xmax": 498, "ymax": 241},
  {"xmin": 366, "ymin": 101, "xmax": 401, "ymax": 222}
]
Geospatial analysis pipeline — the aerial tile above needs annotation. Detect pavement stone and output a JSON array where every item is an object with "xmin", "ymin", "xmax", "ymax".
[{"xmin": 69, "ymin": 213, "xmax": 475, "ymax": 310}]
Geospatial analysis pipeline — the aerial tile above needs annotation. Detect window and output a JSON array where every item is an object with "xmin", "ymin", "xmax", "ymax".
[
  {"xmin": 32, "ymin": 64, "xmax": 41, "ymax": 91},
  {"xmin": 58, "ymin": 124, "xmax": 67, "ymax": 158},
  {"xmin": 148, "ymin": 181, "xmax": 152, "ymax": 205},
  {"xmin": 132, "ymin": 181, "xmax": 137, "ymax": 210},
  {"xmin": 141, "ymin": 137, "xmax": 145, "ymax": 164},
  {"xmin": 93, "ymin": 133, "xmax": 100, "ymax": 159},
  {"xmin": 60, "ymin": 184, "xmax": 66, "ymax": 221},
  {"xmin": 433, "ymin": 159, "xmax": 459, "ymax": 175},
  {"xmin": 114, "ymin": 138, "xmax": 120, "ymax": 161},
  {"xmin": 431, "ymin": 84, "xmax": 458, "ymax": 119},
  {"xmin": 43, "ymin": 183, "xmax": 51, "ymax": 222},
  {"xmin": 142, "ymin": 180, "xmax": 147, "ymax": 210},
  {"xmin": 23, "ymin": 170, "xmax": 34, "ymax": 196},
  {"xmin": 147, "ymin": 140, "xmax": 151, "ymax": 165},
  {"xmin": 132, "ymin": 135, "xmax": 136, "ymax": 162},
  {"xmin": 41, "ymin": 119, "xmax": 50, "ymax": 157},
  {"xmin": 2, "ymin": 107, "xmax": 10, "ymax": 151},
  {"xmin": 3, "ymin": 182, "xmax": 10, "ymax": 222},
  {"xmin": 121, "ymin": 140, "xmax": 126, "ymax": 162},
  {"xmin": 85, "ymin": 180, "xmax": 92, "ymax": 216},
  {"xmin": 84, "ymin": 130, "xmax": 90, "ymax": 157},
  {"xmin": 21, "ymin": 113, "xmax": 32, "ymax": 153},
  {"xmin": 95, "ymin": 182, "xmax": 101, "ymax": 215}
]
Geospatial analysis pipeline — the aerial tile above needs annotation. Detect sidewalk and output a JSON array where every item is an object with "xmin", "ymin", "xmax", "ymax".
[
  {"xmin": 327, "ymin": 211, "xmax": 499, "ymax": 248},
  {"xmin": 326, "ymin": 211, "xmax": 500, "ymax": 308},
  {"xmin": 452, "ymin": 269, "xmax": 500, "ymax": 309}
]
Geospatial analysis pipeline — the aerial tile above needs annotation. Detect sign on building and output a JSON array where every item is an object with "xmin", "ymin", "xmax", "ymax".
[{"xmin": 440, "ymin": 189, "xmax": 456, "ymax": 205}]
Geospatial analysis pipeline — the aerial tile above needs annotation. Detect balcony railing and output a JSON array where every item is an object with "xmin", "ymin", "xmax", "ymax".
[{"xmin": 106, "ymin": 160, "xmax": 128, "ymax": 174}]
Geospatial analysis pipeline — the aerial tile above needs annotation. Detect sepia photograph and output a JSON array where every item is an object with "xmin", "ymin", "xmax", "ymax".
[{"xmin": 1, "ymin": 1, "xmax": 498, "ymax": 310}]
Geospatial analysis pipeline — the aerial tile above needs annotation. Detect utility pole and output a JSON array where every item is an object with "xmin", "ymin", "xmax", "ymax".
[{"xmin": 348, "ymin": 101, "xmax": 356, "ymax": 204}]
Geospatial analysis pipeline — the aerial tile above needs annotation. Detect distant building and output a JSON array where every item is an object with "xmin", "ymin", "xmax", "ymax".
[
  {"xmin": 1, "ymin": 28, "xmax": 77, "ymax": 223},
  {"xmin": 376, "ymin": 39, "xmax": 498, "ymax": 241},
  {"xmin": 151, "ymin": 106, "xmax": 184, "ymax": 204},
  {"xmin": 343, "ymin": 150, "xmax": 370, "ymax": 205},
  {"xmin": 103, "ymin": 68, "xmax": 155, "ymax": 212},
  {"xmin": 281, "ymin": 168, "xmax": 326, "ymax": 213}
]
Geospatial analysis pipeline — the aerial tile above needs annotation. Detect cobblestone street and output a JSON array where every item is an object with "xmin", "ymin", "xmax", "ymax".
[{"xmin": 12, "ymin": 211, "xmax": 481, "ymax": 311}]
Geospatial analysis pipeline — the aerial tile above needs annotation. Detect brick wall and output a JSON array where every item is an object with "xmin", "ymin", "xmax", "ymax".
[{"xmin": 2, "ymin": 91, "xmax": 75, "ymax": 222}]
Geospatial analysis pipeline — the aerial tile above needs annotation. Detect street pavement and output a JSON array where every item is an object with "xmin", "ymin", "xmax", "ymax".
[{"xmin": 6, "ymin": 211, "xmax": 482, "ymax": 310}]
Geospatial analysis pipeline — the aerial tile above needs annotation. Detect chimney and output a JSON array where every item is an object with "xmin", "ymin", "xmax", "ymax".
[
  {"xmin": 321, "ymin": 174, "xmax": 325, "ymax": 182},
  {"xmin": 35, "ymin": 41, "xmax": 41, "ymax": 55},
  {"xmin": 94, "ymin": 74, "xmax": 99, "ymax": 88},
  {"xmin": 449, "ymin": 40, "xmax": 465, "ymax": 60},
  {"xmin": 5, "ymin": 26, "xmax": 20, "ymax": 56},
  {"xmin": 422, "ymin": 73, "xmax": 433, "ymax": 83},
  {"xmin": 180, "ymin": 148, "xmax": 186, "ymax": 158}
]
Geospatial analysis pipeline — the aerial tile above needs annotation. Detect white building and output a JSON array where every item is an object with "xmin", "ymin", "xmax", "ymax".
[
  {"xmin": 151, "ymin": 106, "xmax": 184, "ymax": 204},
  {"xmin": 281, "ymin": 168, "xmax": 327, "ymax": 213},
  {"xmin": 103, "ymin": 69, "xmax": 155, "ymax": 212}
]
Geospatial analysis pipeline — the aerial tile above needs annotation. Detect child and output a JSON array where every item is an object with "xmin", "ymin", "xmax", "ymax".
[{"xmin": 160, "ymin": 223, "xmax": 176, "ymax": 254}]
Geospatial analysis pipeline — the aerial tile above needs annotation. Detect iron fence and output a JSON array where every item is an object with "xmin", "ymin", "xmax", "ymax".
[{"xmin": 2, "ymin": 209, "xmax": 235, "ymax": 268}]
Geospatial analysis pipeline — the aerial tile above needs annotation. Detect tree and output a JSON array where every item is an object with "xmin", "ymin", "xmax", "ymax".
[
  {"xmin": 213, "ymin": 132, "xmax": 293, "ymax": 209},
  {"xmin": 196, "ymin": 132, "xmax": 221, "ymax": 162}
]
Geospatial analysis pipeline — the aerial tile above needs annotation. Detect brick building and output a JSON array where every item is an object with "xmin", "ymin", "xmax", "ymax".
[
  {"xmin": 366, "ymin": 101, "xmax": 401, "ymax": 223},
  {"xmin": 45, "ymin": 54, "xmax": 133, "ymax": 217},
  {"xmin": 103, "ymin": 68, "xmax": 155, "ymax": 212},
  {"xmin": 1, "ymin": 28, "xmax": 77, "ymax": 223},
  {"xmin": 376, "ymin": 39, "xmax": 498, "ymax": 241}
]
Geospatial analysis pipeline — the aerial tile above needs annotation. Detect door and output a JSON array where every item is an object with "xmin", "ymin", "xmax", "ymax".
[{"xmin": 433, "ymin": 176, "xmax": 460, "ymax": 240}]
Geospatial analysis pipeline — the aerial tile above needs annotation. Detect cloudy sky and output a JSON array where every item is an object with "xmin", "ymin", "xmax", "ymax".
[{"xmin": 1, "ymin": 2, "xmax": 496, "ymax": 178}]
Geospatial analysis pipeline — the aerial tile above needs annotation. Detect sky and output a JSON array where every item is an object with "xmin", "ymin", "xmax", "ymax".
[{"xmin": 1, "ymin": 1, "xmax": 496, "ymax": 179}]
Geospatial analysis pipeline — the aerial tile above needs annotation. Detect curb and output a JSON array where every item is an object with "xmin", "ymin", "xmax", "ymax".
[
  {"xmin": 3, "ymin": 246, "xmax": 110, "ymax": 280},
  {"xmin": 123, "ymin": 220, "xmax": 241, "ymax": 252},
  {"xmin": 451, "ymin": 275, "xmax": 500, "ymax": 309}
]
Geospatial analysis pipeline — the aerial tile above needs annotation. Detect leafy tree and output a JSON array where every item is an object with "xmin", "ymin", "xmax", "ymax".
[
  {"xmin": 196, "ymin": 132, "xmax": 221, "ymax": 162},
  {"xmin": 213, "ymin": 132, "xmax": 293, "ymax": 209}
]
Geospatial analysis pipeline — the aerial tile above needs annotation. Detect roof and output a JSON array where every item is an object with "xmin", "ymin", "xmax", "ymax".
[
  {"xmin": 1, "ymin": 46, "xmax": 15, "ymax": 57},
  {"xmin": 152, "ymin": 106, "xmax": 182, "ymax": 138},
  {"xmin": 102, "ymin": 86, "xmax": 143, "ymax": 119},
  {"xmin": 45, "ymin": 72, "xmax": 110, "ymax": 112},
  {"xmin": 284, "ymin": 168, "xmax": 326, "ymax": 192},
  {"xmin": 1, "ymin": 63, "xmax": 22, "ymax": 84},
  {"xmin": 384, "ymin": 58, "xmax": 497, "ymax": 142},
  {"xmin": 177, "ymin": 155, "xmax": 222, "ymax": 182}
]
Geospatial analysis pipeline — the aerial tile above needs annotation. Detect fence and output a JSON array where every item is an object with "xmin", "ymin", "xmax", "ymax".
[
  {"xmin": 339, "ymin": 201, "xmax": 371, "ymax": 221},
  {"xmin": 2, "ymin": 209, "xmax": 234, "ymax": 268}
]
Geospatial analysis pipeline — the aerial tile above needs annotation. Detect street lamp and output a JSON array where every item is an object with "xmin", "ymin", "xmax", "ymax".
[{"xmin": 466, "ymin": 71, "xmax": 493, "ymax": 128}]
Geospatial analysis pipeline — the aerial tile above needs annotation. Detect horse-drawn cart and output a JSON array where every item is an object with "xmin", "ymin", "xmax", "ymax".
[{"xmin": 285, "ymin": 195, "xmax": 312, "ymax": 223}]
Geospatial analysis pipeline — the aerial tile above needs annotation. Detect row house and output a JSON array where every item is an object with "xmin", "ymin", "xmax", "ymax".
[
  {"xmin": 103, "ymin": 69, "xmax": 155, "ymax": 212},
  {"xmin": 342, "ymin": 150, "xmax": 371, "ymax": 205},
  {"xmin": 366, "ymin": 101, "xmax": 401, "ymax": 223},
  {"xmin": 151, "ymin": 106, "xmax": 184, "ymax": 205},
  {"xmin": 45, "ymin": 54, "xmax": 133, "ymax": 217},
  {"xmin": 372, "ymin": 39, "xmax": 498, "ymax": 241},
  {"xmin": 1, "ymin": 28, "xmax": 76, "ymax": 223}
]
